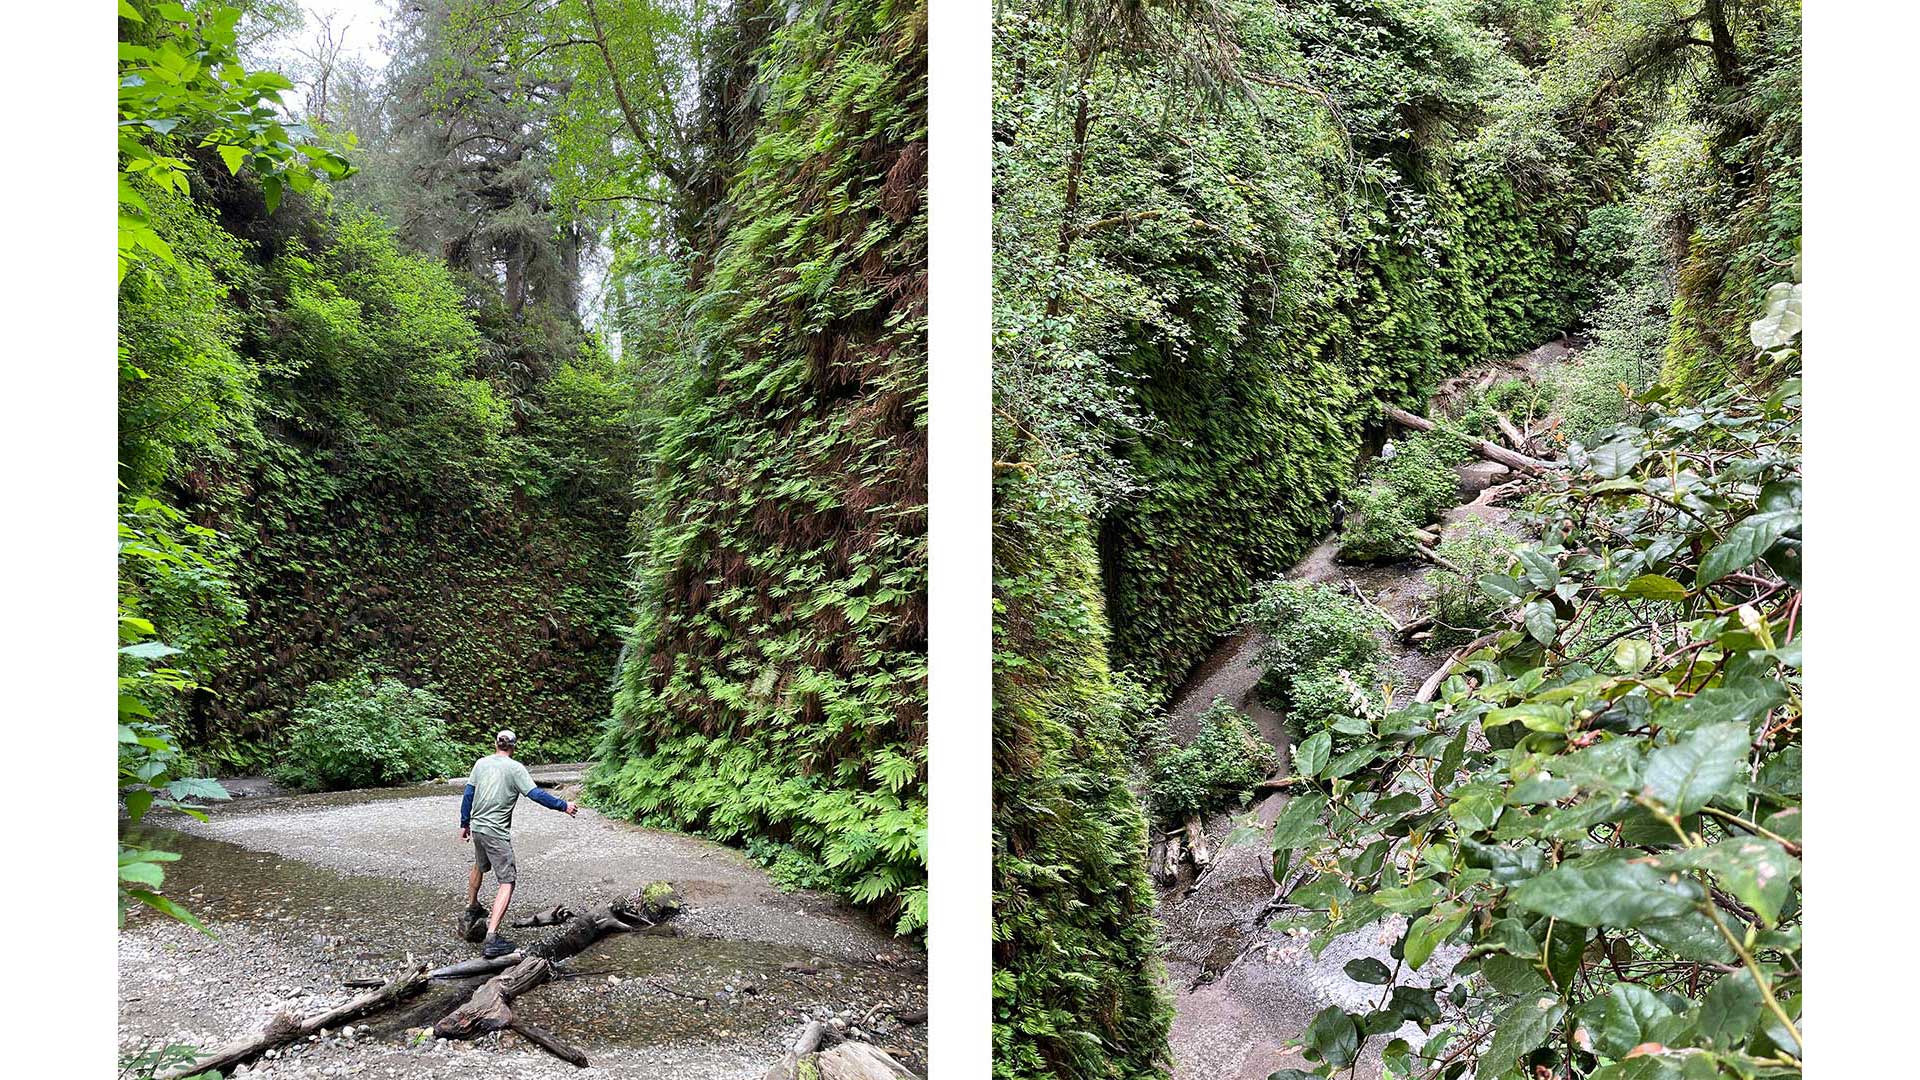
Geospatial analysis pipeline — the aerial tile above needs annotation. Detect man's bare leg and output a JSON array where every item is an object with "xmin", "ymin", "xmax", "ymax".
[
  {"xmin": 467, "ymin": 865, "xmax": 483, "ymax": 908},
  {"xmin": 486, "ymin": 882, "xmax": 515, "ymax": 939}
]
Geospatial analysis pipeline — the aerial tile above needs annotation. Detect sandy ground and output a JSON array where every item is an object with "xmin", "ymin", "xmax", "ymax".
[{"xmin": 118, "ymin": 776, "xmax": 926, "ymax": 1079}]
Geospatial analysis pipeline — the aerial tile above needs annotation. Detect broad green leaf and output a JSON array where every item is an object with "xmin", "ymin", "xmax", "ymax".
[
  {"xmin": 215, "ymin": 144, "xmax": 247, "ymax": 174},
  {"xmin": 1486, "ymin": 702, "xmax": 1569, "ymax": 734},
  {"xmin": 119, "ymin": 860, "xmax": 167, "ymax": 887},
  {"xmin": 1657, "ymin": 677, "xmax": 1783, "ymax": 734},
  {"xmin": 1508, "ymin": 858, "xmax": 1698, "ymax": 927},
  {"xmin": 1523, "ymin": 600, "xmax": 1557, "ymax": 645},
  {"xmin": 1481, "ymin": 952, "xmax": 1548, "ymax": 996},
  {"xmin": 1589, "ymin": 441, "xmax": 1645, "ymax": 479},
  {"xmin": 1653, "ymin": 839, "xmax": 1796, "ymax": 925},
  {"xmin": 1642, "ymin": 722, "xmax": 1749, "ymax": 815},
  {"xmin": 1343, "ymin": 956, "xmax": 1393, "ymax": 985},
  {"xmin": 1476, "ymin": 995, "xmax": 1564, "ymax": 1080},
  {"xmin": 1303, "ymin": 1005, "xmax": 1360, "ymax": 1068},
  {"xmin": 1404, "ymin": 902, "xmax": 1467, "ymax": 969},
  {"xmin": 1270, "ymin": 791, "xmax": 1327, "ymax": 851},
  {"xmin": 1699, "ymin": 509, "xmax": 1799, "ymax": 586},
  {"xmin": 1637, "ymin": 911, "xmax": 1735, "ymax": 964},
  {"xmin": 1695, "ymin": 969, "xmax": 1764, "ymax": 1049},
  {"xmin": 1611, "ymin": 638, "xmax": 1653, "ymax": 674},
  {"xmin": 1622, "ymin": 574, "xmax": 1688, "ymax": 602},
  {"xmin": 1587, "ymin": 983, "xmax": 1674, "ymax": 1058},
  {"xmin": 1294, "ymin": 731, "xmax": 1331, "ymax": 778}
]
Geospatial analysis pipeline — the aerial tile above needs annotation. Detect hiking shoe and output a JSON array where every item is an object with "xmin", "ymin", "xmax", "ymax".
[{"xmin": 483, "ymin": 936, "xmax": 518, "ymax": 959}]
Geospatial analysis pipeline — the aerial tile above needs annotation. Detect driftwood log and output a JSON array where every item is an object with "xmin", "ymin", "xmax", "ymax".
[
  {"xmin": 169, "ymin": 884, "xmax": 682, "ymax": 1077},
  {"xmin": 160, "ymin": 962, "xmax": 429, "ymax": 1079},
  {"xmin": 435, "ymin": 955, "xmax": 553, "ymax": 1038},
  {"xmin": 763, "ymin": 1021, "xmax": 828, "ymax": 1080},
  {"xmin": 511, "ymin": 1021, "xmax": 590, "ymax": 1067},
  {"xmin": 1415, "ymin": 631, "xmax": 1505, "ymax": 703},
  {"xmin": 1386, "ymin": 406, "xmax": 1561, "ymax": 475},
  {"xmin": 762, "ymin": 1020, "xmax": 920, "ymax": 1080},
  {"xmin": 1493, "ymin": 411, "xmax": 1530, "ymax": 454},
  {"xmin": 814, "ymin": 1041, "xmax": 919, "ymax": 1079},
  {"xmin": 1183, "ymin": 815, "xmax": 1213, "ymax": 868}
]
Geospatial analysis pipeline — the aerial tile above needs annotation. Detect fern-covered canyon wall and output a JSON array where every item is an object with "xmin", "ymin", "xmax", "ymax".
[
  {"xmin": 991, "ymin": 0, "xmax": 1798, "ymax": 1076},
  {"xmin": 584, "ymin": 0, "xmax": 931, "ymax": 937}
]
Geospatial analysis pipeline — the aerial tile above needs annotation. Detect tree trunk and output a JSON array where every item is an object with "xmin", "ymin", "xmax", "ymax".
[
  {"xmin": 1385, "ymin": 406, "xmax": 1561, "ymax": 475},
  {"xmin": 763, "ymin": 1020, "xmax": 828, "ymax": 1080}
]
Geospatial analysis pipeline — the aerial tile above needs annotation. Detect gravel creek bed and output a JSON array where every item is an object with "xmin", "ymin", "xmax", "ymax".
[{"xmin": 119, "ymin": 781, "xmax": 926, "ymax": 1078}]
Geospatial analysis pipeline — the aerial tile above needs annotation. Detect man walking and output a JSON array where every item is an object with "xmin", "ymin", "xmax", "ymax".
[{"xmin": 459, "ymin": 729, "xmax": 578, "ymax": 957}]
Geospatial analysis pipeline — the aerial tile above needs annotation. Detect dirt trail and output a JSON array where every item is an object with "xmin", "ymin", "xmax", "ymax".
[
  {"xmin": 1154, "ymin": 343, "xmax": 1566, "ymax": 1080},
  {"xmin": 118, "ymin": 772, "xmax": 926, "ymax": 1079}
]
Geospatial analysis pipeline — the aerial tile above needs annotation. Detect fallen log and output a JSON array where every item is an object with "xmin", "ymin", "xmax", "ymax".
[
  {"xmin": 1147, "ymin": 838, "xmax": 1169, "ymax": 881},
  {"xmin": 815, "ymin": 1041, "xmax": 918, "ymax": 1080},
  {"xmin": 435, "ymin": 956, "xmax": 552, "ymax": 1039},
  {"xmin": 1184, "ymin": 814, "xmax": 1213, "ymax": 868},
  {"xmin": 161, "ymin": 962, "xmax": 429, "ymax": 1079},
  {"xmin": 764, "ymin": 1021, "xmax": 829, "ymax": 1080},
  {"xmin": 1160, "ymin": 830, "xmax": 1184, "ymax": 882},
  {"xmin": 1415, "ymin": 631, "xmax": 1505, "ymax": 703},
  {"xmin": 510, "ymin": 903, "xmax": 576, "ymax": 929},
  {"xmin": 1386, "ymin": 406, "xmax": 1561, "ymax": 475},
  {"xmin": 1493, "ymin": 411, "xmax": 1530, "ymax": 454},
  {"xmin": 511, "ymin": 1020, "xmax": 590, "ymax": 1067}
]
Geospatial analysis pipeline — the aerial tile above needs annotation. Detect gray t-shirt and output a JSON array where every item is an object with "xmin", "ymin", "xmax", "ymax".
[{"xmin": 467, "ymin": 754, "xmax": 535, "ymax": 840}]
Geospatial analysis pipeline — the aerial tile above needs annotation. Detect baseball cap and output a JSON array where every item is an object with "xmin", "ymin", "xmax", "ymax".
[{"xmin": 496, "ymin": 729, "xmax": 518, "ymax": 748}]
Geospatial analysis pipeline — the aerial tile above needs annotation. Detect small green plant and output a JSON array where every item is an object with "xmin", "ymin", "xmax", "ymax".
[
  {"xmin": 1246, "ymin": 580, "xmax": 1392, "ymax": 739},
  {"xmin": 118, "ymin": 1040, "xmax": 220, "ymax": 1080},
  {"xmin": 1339, "ymin": 483, "xmax": 1421, "ymax": 562},
  {"xmin": 1147, "ymin": 700, "xmax": 1276, "ymax": 820},
  {"xmin": 1486, "ymin": 375, "xmax": 1553, "ymax": 428},
  {"xmin": 1339, "ymin": 433, "xmax": 1466, "ymax": 562},
  {"xmin": 273, "ymin": 672, "xmax": 466, "ymax": 791},
  {"xmin": 1424, "ymin": 520, "xmax": 1518, "ymax": 648},
  {"xmin": 1381, "ymin": 432, "xmax": 1469, "ymax": 522},
  {"xmin": 1287, "ymin": 660, "xmax": 1388, "ymax": 736},
  {"xmin": 1247, "ymin": 581, "xmax": 1390, "ymax": 687}
]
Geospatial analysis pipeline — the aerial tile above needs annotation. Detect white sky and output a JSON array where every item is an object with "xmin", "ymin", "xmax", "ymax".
[{"xmin": 288, "ymin": 0, "xmax": 396, "ymax": 71}]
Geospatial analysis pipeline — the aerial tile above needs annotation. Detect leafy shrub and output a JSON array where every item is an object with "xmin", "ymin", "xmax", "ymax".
[
  {"xmin": 1382, "ymin": 433, "xmax": 1467, "ymax": 521},
  {"xmin": 1287, "ymin": 661, "xmax": 1387, "ymax": 735},
  {"xmin": 1147, "ymin": 700, "xmax": 1276, "ymax": 820},
  {"xmin": 1340, "ymin": 433, "xmax": 1467, "ymax": 562},
  {"xmin": 1266, "ymin": 357, "xmax": 1802, "ymax": 1077},
  {"xmin": 273, "ymin": 672, "xmax": 467, "ymax": 791},
  {"xmin": 1246, "ymin": 580, "xmax": 1392, "ymax": 731},
  {"xmin": 1425, "ymin": 520, "xmax": 1519, "ymax": 648},
  {"xmin": 1339, "ymin": 483, "xmax": 1421, "ymax": 562},
  {"xmin": 1487, "ymin": 376, "xmax": 1553, "ymax": 427},
  {"xmin": 1247, "ymin": 581, "xmax": 1390, "ymax": 687}
]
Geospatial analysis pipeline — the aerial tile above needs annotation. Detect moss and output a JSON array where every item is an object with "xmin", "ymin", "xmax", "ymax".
[{"xmin": 993, "ymin": 462, "xmax": 1172, "ymax": 1080}]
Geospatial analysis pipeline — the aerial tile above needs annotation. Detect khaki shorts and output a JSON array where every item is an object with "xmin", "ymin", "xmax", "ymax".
[{"xmin": 472, "ymin": 833, "xmax": 517, "ymax": 884}]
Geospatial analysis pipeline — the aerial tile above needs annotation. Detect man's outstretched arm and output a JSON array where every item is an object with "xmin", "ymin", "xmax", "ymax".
[
  {"xmin": 460, "ymin": 784, "xmax": 475, "ymax": 838},
  {"xmin": 525, "ymin": 787, "xmax": 579, "ymax": 816}
]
